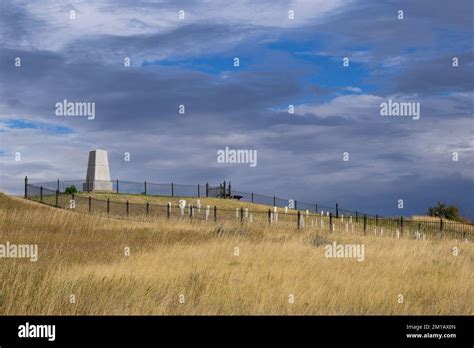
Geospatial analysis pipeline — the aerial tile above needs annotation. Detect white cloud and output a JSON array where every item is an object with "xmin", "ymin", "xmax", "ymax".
[{"xmin": 6, "ymin": 0, "xmax": 348, "ymax": 52}]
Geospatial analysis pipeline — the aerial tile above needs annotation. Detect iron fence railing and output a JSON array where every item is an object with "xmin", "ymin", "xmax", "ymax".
[{"xmin": 23, "ymin": 178, "xmax": 474, "ymax": 241}]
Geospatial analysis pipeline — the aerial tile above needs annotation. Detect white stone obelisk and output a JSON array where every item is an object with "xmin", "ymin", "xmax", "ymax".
[{"xmin": 83, "ymin": 149, "xmax": 113, "ymax": 192}]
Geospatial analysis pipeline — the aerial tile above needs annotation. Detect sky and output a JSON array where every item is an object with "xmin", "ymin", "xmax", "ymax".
[{"xmin": 0, "ymin": 0, "xmax": 473, "ymax": 218}]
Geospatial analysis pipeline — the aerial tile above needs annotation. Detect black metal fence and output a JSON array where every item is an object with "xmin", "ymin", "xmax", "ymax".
[
  {"xmin": 25, "ymin": 178, "xmax": 366, "ymax": 217},
  {"xmin": 23, "ymin": 177, "xmax": 474, "ymax": 241}
]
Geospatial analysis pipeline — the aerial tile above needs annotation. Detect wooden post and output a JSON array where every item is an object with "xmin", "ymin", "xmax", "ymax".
[
  {"xmin": 440, "ymin": 218, "xmax": 443, "ymax": 232},
  {"xmin": 214, "ymin": 206, "xmax": 217, "ymax": 222},
  {"xmin": 268, "ymin": 209, "xmax": 271, "ymax": 225},
  {"xmin": 88, "ymin": 196, "xmax": 91, "ymax": 213},
  {"xmin": 40, "ymin": 186, "xmax": 43, "ymax": 202},
  {"xmin": 126, "ymin": 200, "xmax": 129, "ymax": 216},
  {"xmin": 273, "ymin": 196, "xmax": 276, "ymax": 207},
  {"xmin": 24, "ymin": 176, "xmax": 28, "ymax": 198},
  {"xmin": 336, "ymin": 203, "xmax": 339, "ymax": 218},
  {"xmin": 171, "ymin": 182, "xmax": 174, "ymax": 197},
  {"xmin": 229, "ymin": 182, "xmax": 231, "ymax": 198},
  {"xmin": 144, "ymin": 181, "xmax": 147, "ymax": 195},
  {"xmin": 198, "ymin": 184, "xmax": 200, "ymax": 198},
  {"xmin": 167, "ymin": 203, "xmax": 171, "ymax": 219},
  {"xmin": 295, "ymin": 200, "xmax": 298, "ymax": 210},
  {"xmin": 116, "ymin": 179, "xmax": 119, "ymax": 194},
  {"xmin": 315, "ymin": 204, "xmax": 317, "ymax": 213},
  {"xmin": 251, "ymin": 192, "xmax": 254, "ymax": 203},
  {"xmin": 400, "ymin": 216, "xmax": 404, "ymax": 232},
  {"xmin": 206, "ymin": 182, "xmax": 209, "ymax": 197},
  {"xmin": 356, "ymin": 211, "xmax": 358, "ymax": 222},
  {"xmin": 57, "ymin": 179, "xmax": 60, "ymax": 192},
  {"xmin": 146, "ymin": 202, "xmax": 149, "ymax": 215},
  {"xmin": 55, "ymin": 189, "xmax": 59, "ymax": 207},
  {"xmin": 240, "ymin": 207, "xmax": 244, "ymax": 224},
  {"xmin": 375, "ymin": 214, "xmax": 378, "ymax": 226},
  {"xmin": 223, "ymin": 181, "xmax": 226, "ymax": 199},
  {"xmin": 329, "ymin": 212, "xmax": 333, "ymax": 230},
  {"xmin": 363, "ymin": 215, "xmax": 367, "ymax": 233},
  {"xmin": 107, "ymin": 198, "xmax": 110, "ymax": 215},
  {"xmin": 297, "ymin": 210, "xmax": 301, "ymax": 229}
]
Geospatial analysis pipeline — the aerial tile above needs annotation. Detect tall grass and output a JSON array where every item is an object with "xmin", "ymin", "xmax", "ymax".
[{"xmin": 0, "ymin": 194, "xmax": 472, "ymax": 315}]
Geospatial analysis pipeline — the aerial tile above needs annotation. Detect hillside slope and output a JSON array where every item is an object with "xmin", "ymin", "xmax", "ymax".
[{"xmin": 0, "ymin": 193, "xmax": 472, "ymax": 315}]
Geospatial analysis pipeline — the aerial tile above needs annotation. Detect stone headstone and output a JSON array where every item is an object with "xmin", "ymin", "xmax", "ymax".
[{"xmin": 83, "ymin": 149, "xmax": 113, "ymax": 191}]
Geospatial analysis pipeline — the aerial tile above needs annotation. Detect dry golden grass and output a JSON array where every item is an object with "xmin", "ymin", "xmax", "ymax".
[
  {"xmin": 0, "ymin": 193, "xmax": 472, "ymax": 315},
  {"xmin": 77, "ymin": 191, "xmax": 276, "ymax": 212}
]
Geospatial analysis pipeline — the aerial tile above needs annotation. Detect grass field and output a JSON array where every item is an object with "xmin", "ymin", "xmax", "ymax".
[{"xmin": 0, "ymin": 193, "xmax": 472, "ymax": 315}]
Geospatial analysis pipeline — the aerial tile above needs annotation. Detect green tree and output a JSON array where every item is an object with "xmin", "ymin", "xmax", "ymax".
[
  {"xmin": 427, "ymin": 202, "xmax": 461, "ymax": 221},
  {"xmin": 64, "ymin": 185, "xmax": 78, "ymax": 194}
]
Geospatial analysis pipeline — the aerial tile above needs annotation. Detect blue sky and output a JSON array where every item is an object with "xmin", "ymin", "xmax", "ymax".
[{"xmin": 0, "ymin": 0, "xmax": 473, "ymax": 218}]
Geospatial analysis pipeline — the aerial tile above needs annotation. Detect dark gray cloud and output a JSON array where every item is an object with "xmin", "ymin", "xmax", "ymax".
[{"xmin": 0, "ymin": 0, "xmax": 473, "ymax": 219}]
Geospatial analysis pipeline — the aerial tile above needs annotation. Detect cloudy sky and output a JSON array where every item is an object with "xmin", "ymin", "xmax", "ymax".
[{"xmin": 1, "ymin": 0, "xmax": 473, "ymax": 218}]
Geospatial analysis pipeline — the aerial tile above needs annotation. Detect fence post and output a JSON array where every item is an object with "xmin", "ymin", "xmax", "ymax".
[
  {"xmin": 55, "ymin": 189, "xmax": 59, "ymax": 207},
  {"xmin": 229, "ymin": 182, "xmax": 232, "ymax": 198},
  {"xmin": 171, "ymin": 182, "xmax": 174, "ymax": 197},
  {"xmin": 190, "ymin": 205, "xmax": 193, "ymax": 219},
  {"xmin": 167, "ymin": 203, "xmax": 171, "ymax": 219},
  {"xmin": 375, "ymin": 214, "xmax": 378, "ymax": 227},
  {"xmin": 144, "ymin": 181, "xmax": 147, "ymax": 195},
  {"xmin": 126, "ymin": 200, "xmax": 129, "ymax": 216},
  {"xmin": 146, "ymin": 202, "xmax": 149, "ymax": 215},
  {"xmin": 240, "ymin": 207, "xmax": 244, "ymax": 224},
  {"xmin": 116, "ymin": 179, "xmax": 119, "ymax": 194},
  {"xmin": 356, "ymin": 211, "xmax": 358, "ymax": 222},
  {"xmin": 251, "ymin": 192, "xmax": 254, "ymax": 203},
  {"xmin": 223, "ymin": 181, "xmax": 226, "ymax": 199},
  {"xmin": 297, "ymin": 210, "xmax": 301, "ymax": 229},
  {"xmin": 107, "ymin": 198, "xmax": 110, "ymax": 215},
  {"xmin": 88, "ymin": 196, "xmax": 91, "ymax": 213},
  {"xmin": 214, "ymin": 206, "xmax": 217, "ymax": 222},
  {"xmin": 40, "ymin": 186, "xmax": 43, "ymax": 202},
  {"xmin": 198, "ymin": 184, "xmax": 200, "ymax": 198},
  {"xmin": 57, "ymin": 179, "xmax": 60, "ymax": 192},
  {"xmin": 336, "ymin": 203, "xmax": 339, "ymax": 218},
  {"xmin": 206, "ymin": 182, "xmax": 209, "ymax": 197},
  {"xmin": 315, "ymin": 204, "xmax": 317, "ymax": 213},
  {"xmin": 329, "ymin": 212, "xmax": 333, "ymax": 230},
  {"xmin": 440, "ymin": 218, "xmax": 443, "ymax": 233},
  {"xmin": 400, "ymin": 216, "xmax": 404, "ymax": 233},
  {"xmin": 24, "ymin": 176, "xmax": 28, "ymax": 198},
  {"xmin": 295, "ymin": 200, "xmax": 298, "ymax": 210},
  {"xmin": 268, "ymin": 209, "xmax": 271, "ymax": 225},
  {"xmin": 273, "ymin": 196, "xmax": 276, "ymax": 207},
  {"xmin": 363, "ymin": 214, "xmax": 367, "ymax": 233}
]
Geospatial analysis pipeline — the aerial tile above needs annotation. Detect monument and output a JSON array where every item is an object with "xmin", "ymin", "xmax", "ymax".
[{"xmin": 83, "ymin": 149, "xmax": 113, "ymax": 192}]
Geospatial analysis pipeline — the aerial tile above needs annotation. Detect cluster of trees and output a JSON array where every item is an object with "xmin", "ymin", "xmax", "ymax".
[{"xmin": 426, "ymin": 202, "xmax": 468, "ymax": 222}]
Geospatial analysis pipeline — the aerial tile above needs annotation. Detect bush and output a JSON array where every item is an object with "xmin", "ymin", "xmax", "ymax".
[
  {"xmin": 427, "ymin": 202, "xmax": 462, "ymax": 221},
  {"xmin": 64, "ymin": 185, "xmax": 78, "ymax": 194}
]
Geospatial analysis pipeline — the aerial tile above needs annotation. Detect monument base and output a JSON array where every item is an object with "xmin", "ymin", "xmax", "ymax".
[{"xmin": 83, "ymin": 181, "xmax": 114, "ymax": 192}]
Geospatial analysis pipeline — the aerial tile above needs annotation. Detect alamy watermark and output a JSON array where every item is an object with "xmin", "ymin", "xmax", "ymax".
[
  {"xmin": 18, "ymin": 322, "xmax": 55, "ymax": 341},
  {"xmin": 217, "ymin": 147, "xmax": 257, "ymax": 167},
  {"xmin": 324, "ymin": 241, "xmax": 364, "ymax": 262},
  {"xmin": 55, "ymin": 99, "xmax": 95, "ymax": 120},
  {"xmin": 380, "ymin": 99, "xmax": 420, "ymax": 120},
  {"xmin": 0, "ymin": 241, "xmax": 38, "ymax": 262}
]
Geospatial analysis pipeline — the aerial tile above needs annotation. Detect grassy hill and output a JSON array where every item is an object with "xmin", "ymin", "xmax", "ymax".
[
  {"xmin": 30, "ymin": 191, "xmax": 472, "ymax": 239},
  {"xmin": 0, "ymin": 193, "xmax": 472, "ymax": 315},
  {"xmin": 77, "ymin": 191, "xmax": 276, "ymax": 212}
]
